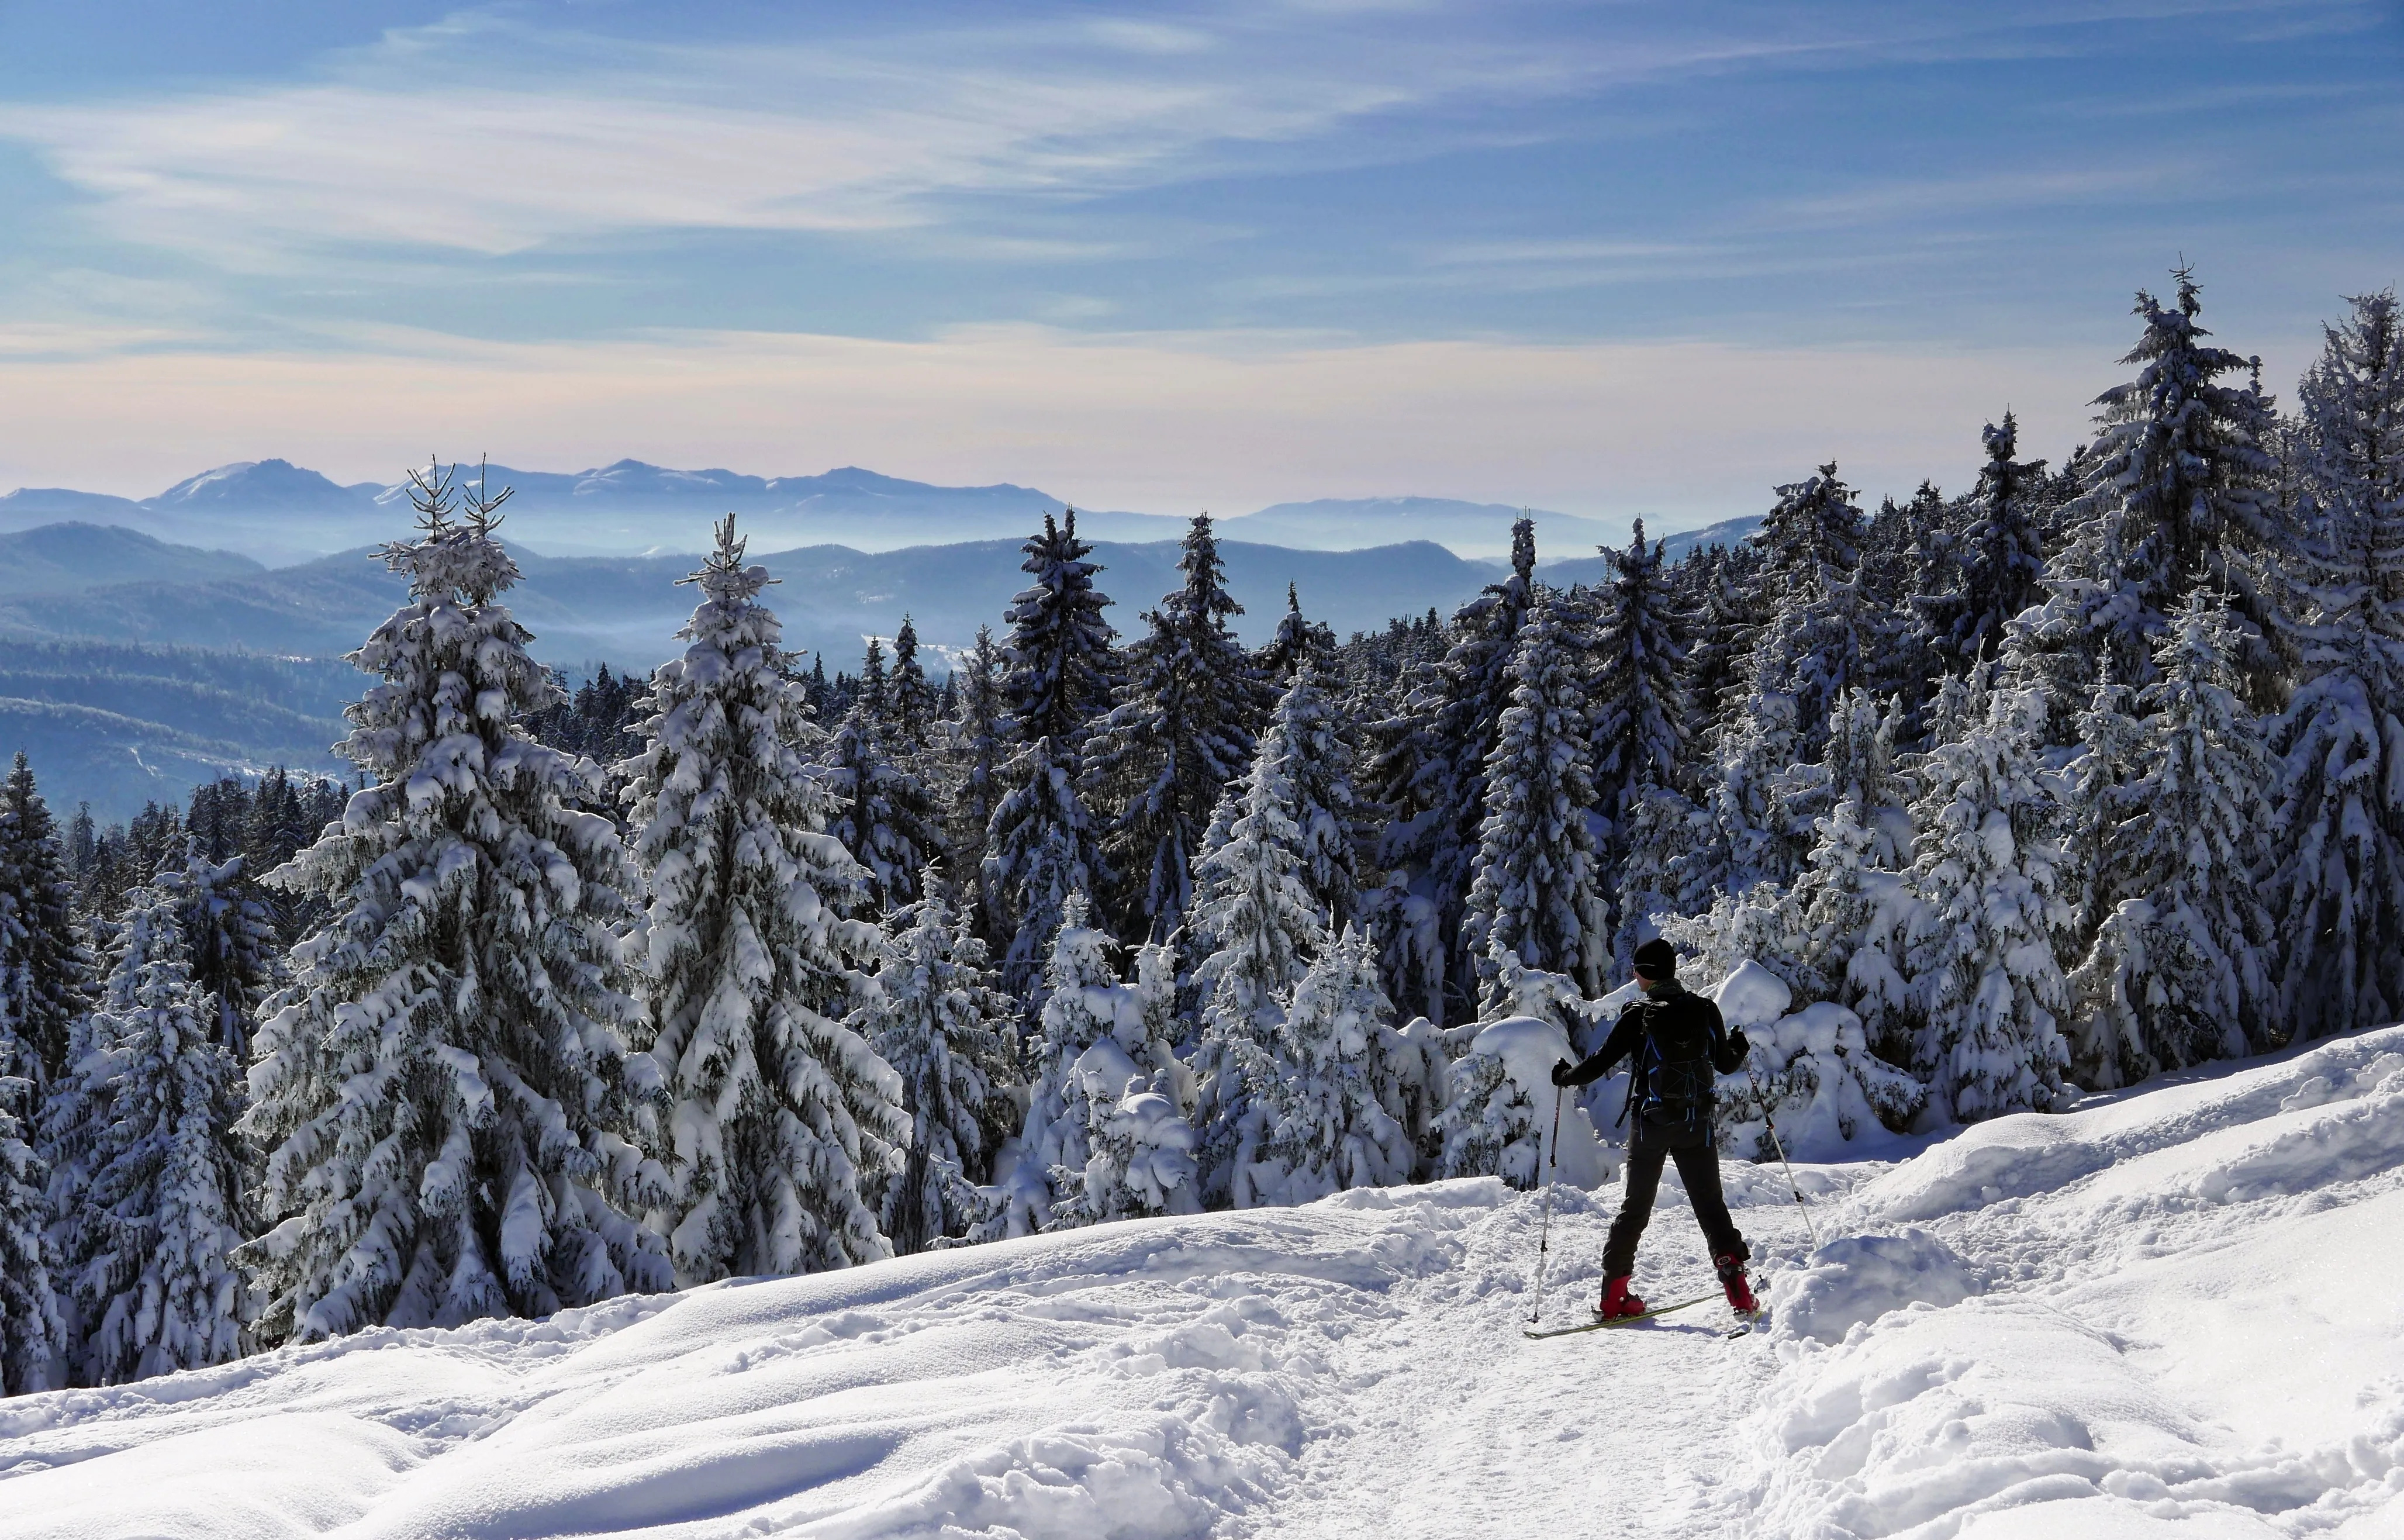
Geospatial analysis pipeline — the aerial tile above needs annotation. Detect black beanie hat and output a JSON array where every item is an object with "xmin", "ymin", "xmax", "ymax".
[{"xmin": 1632, "ymin": 938, "xmax": 1677, "ymax": 981}]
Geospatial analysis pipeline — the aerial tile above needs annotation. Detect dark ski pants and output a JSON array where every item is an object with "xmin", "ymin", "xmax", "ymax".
[{"xmin": 1602, "ymin": 1117, "xmax": 1748, "ymax": 1279}]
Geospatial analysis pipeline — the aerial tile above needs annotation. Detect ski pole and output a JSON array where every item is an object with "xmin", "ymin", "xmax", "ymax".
[
  {"xmin": 1745, "ymin": 1055, "xmax": 1821, "ymax": 1252},
  {"xmin": 1529, "ymin": 1082, "xmax": 1565, "ymax": 1326}
]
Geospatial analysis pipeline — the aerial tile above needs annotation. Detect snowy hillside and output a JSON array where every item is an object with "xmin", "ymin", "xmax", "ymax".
[{"xmin": 7, "ymin": 1026, "xmax": 2398, "ymax": 1539}]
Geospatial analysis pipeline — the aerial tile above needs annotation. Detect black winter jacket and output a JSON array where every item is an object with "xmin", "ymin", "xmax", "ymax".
[{"xmin": 1553, "ymin": 980, "xmax": 1748, "ymax": 1089}]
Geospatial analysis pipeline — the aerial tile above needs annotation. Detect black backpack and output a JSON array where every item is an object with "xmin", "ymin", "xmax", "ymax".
[{"xmin": 1621, "ymin": 1000, "xmax": 1718, "ymax": 1127}]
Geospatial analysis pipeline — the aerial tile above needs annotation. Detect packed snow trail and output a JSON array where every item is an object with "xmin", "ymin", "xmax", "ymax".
[{"xmin": 4, "ymin": 1028, "xmax": 2401, "ymax": 1539}]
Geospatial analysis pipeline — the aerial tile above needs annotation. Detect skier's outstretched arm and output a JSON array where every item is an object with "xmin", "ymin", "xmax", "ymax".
[{"xmin": 1552, "ymin": 1013, "xmax": 1642, "ymax": 1087}]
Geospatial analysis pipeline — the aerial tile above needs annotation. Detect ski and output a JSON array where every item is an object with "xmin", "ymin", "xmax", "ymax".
[
  {"xmin": 1522, "ymin": 1294, "xmax": 1719, "ymax": 1339},
  {"xmin": 1723, "ymin": 1311, "xmax": 1764, "ymax": 1340}
]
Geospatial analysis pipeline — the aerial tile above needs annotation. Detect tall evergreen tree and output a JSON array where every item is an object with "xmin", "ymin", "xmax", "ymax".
[
  {"xmin": 1190, "ymin": 715, "xmax": 1327, "ymax": 1206},
  {"xmin": 1751, "ymin": 464, "xmax": 1872, "ymax": 757},
  {"xmin": 1089, "ymin": 515, "xmax": 1267, "ymax": 940},
  {"xmin": 1902, "ymin": 683, "xmax": 2073, "ymax": 1121},
  {"xmin": 1243, "ymin": 925, "xmax": 1410, "ymax": 1206},
  {"xmin": 857, "ymin": 874, "xmax": 1018, "ymax": 1255},
  {"xmin": 1264, "ymin": 659, "xmax": 1366, "ymax": 937},
  {"xmin": 1586, "ymin": 518, "xmax": 1689, "ymax": 896},
  {"xmin": 948, "ymin": 625, "xmax": 1010, "ymax": 948},
  {"xmin": 2070, "ymin": 592, "xmax": 2275, "ymax": 1082},
  {"xmin": 163, "ymin": 844, "xmax": 278, "ymax": 1059},
  {"xmin": 1944, "ymin": 412, "xmax": 2050, "ymax": 672},
  {"xmin": 1397, "ymin": 517, "xmax": 1539, "ymax": 1022},
  {"xmin": 0, "ymin": 753, "xmax": 92, "ymax": 1082},
  {"xmin": 827, "ymin": 643, "xmax": 942, "ymax": 916},
  {"xmin": 0, "ymin": 993, "xmax": 61, "ymax": 1393},
  {"xmin": 241, "ymin": 466, "xmax": 669, "ymax": 1341},
  {"xmin": 1463, "ymin": 594, "xmax": 1608, "ymax": 1006},
  {"xmin": 2036, "ymin": 267, "xmax": 2279, "ymax": 688},
  {"xmin": 987, "ymin": 512, "xmax": 1117, "ymax": 1000},
  {"xmin": 2270, "ymin": 289, "xmax": 2404, "ymax": 1039},
  {"xmin": 52, "ymin": 885, "xmax": 248, "ymax": 1384},
  {"xmin": 620, "ymin": 516, "xmax": 906, "ymax": 1286},
  {"xmin": 889, "ymin": 616, "xmax": 942, "ymax": 753}
]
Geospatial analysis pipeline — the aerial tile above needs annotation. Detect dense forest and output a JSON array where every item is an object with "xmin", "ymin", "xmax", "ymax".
[{"xmin": 1, "ymin": 272, "xmax": 2398, "ymax": 1393}]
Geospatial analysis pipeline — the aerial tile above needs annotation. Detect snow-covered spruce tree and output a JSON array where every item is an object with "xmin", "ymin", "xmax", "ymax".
[
  {"xmin": 985, "ymin": 896, "xmax": 1161, "ymax": 1235},
  {"xmin": 1670, "ymin": 630, "xmax": 1804, "ymax": 907},
  {"xmin": 1403, "ymin": 518, "xmax": 1538, "ymax": 1022},
  {"xmin": 889, "ymin": 616, "xmax": 943, "ymax": 758},
  {"xmin": 1051, "ymin": 1068, "xmax": 1202, "ymax": 1227},
  {"xmin": 1750, "ymin": 465, "xmax": 1876, "ymax": 761},
  {"xmin": 620, "ymin": 515, "xmax": 906, "ymax": 1286},
  {"xmin": 2057, "ymin": 664, "xmax": 2146, "ymax": 965},
  {"xmin": 1260, "ymin": 582, "xmax": 1338, "ymax": 685},
  {"xmin": 2039, "ymin": 267, "xmax": 2279, "ymax": 689},
  {"xmin": 241, "ymin": 468, "xmax": 670, "ymax": 1340},
  {"xmin": 827, "ymin": 646, "xmax": 942, "ymax": 915},
  {"xmin": 1901, "ymin": 683, "xmax": 2073, "ymax": 1121},
  {"xmin": 1943, "ymin": 412, "xmax": 2050, "ymax": 674},
  {"xmin": 1189, "ymin": 718, "xmax": 1327, "ymax": 1207},
  {"xmin": 1266, "ymin": 659, "xmax": 1366, "ymax": 937},
  {"xmin": 1586, "ymin": 519, "xmax": 1689, "ymax": 902},
  {"xmin": 948, "ymin": 625, "xmax": 1010, "ymax": 948},
  {"xmin": 1463, "ymin": 592, "xmax": 1608, "ymax": 1007},
  {"xmin": 987, "ymin": 512, "xmax": 1117, "ymax": 1003},
  {"xmin": 1244, "ymin": 925, "xmax": 1410, "ymax": 1206},
  {"xmin": 163, "ymin": 844, "xmax": 278, "ymax": 1058},
  {"xmin": 857, "ymin": 873, "xmax": 1018, "ymax": 1255},
  {"xmin": 1360, "ymin": 655, "xmax": 1452, "ymax": 1021},
  {"xmin": 0, "ymin": 1000, "xmax": 63, "ymax": 1394},
  {"xmin": 2070, "ymin": 591, "xmax": 2275, "ymax": 1080},
  {"xmin": 2269, "ymin": 289, "xmax": 2404, "ymax": 1040},
  {"xmin": 0, "ymin": 753, "xmax": 93, "ymax": 1081},
  {"xmin": 1088, "ymin": 514, "xmax": 1269, "ymax": 940},
  {"xmin": 54, "ymin": 885, "xmax": 247, "ymax": 1384}
]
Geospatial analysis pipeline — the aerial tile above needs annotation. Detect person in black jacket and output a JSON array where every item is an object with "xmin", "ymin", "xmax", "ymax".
[{"xmin": 1552, "ymin": 938, "xmax": 1757, "ymax": 1318}]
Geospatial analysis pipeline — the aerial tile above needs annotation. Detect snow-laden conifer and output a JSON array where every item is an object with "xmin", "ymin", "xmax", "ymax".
[
  {"xmin": 948, "ymin": 626, "xmax": 1010, "ymax": 947},
  {"xmin": 2269, "ymin": 289, "xmax": 2404, "ymax": 1038},
  {"xmin": 53, "ymin": 885, "xmax": 248, "ymax": 1384},
  {"xmin": 1243, "ymin": 926, "xmax": 1410, "ymax": 1206},
  {"xmin": 988, "ymin": 512, "xmax": 1117, "ymax": 1000},
  {"xmin": 1260, "ymin": 582, "xmax": 1338, "ymax": 685},
  {"xmin": 0, "ymin": 754, "xmax": 92, "ymax": 1081},
  {"xmin": 1943, "ymin": 412, "xmax": 2050, "ymax": 672},
  {"xmin": 857, "ymin": 874, "xmax": 1018, "ymax": 1254},
  {"xmin": 620, "ymin": 515, "xmax": 906, "ymax": 1286},
  {"xmin": 1586, "ymin": 518, "xmax": 1688, "ymax": 892},
  {"xmin": 986, "ymin": 899, "xmax": 1180, "ymax": 1235},
  {"xmin": 1088, "ymin": 515, "xmax": 1268, "ymax": 938},
  {"xmin": 163, "ymin": 844, "xmax": 277, "ymax": 1058},
  {"xmin": 2036, "ymin": 268, "xmax": 2279, "ymax": 687},
  {"xmin": 2070, "ymin": 592, "xmax": 2275, "ymax": 1080},
  {"xmin": 0, "ymin": 1003, "xmax": 61, "ymax": 1394},
  {"xmin": 827, "ymin": 651, "xmax": 942, "ymax": 914},
  {"xmin": 241, "ymin": 467, "xmax": 669, "ymax": 1340},
  {"xmin": 1398, "ymin": 518, "xmax": 1538, "ymax": 1021},
  {"xmin": 1463, "ymin": 593, "xmax": 1607, "ymax": 1006},
  {"xmin": 1189, "ymin": 716, "xmax": 1327, "ymax": 1204},
  {"xmin": 1902, "ymin": 683, "xmax": 2073, "ymax": 1121},
  {"xmin": 1265, "ymin": 659, "xmax": 1365, "ymax": 935}
]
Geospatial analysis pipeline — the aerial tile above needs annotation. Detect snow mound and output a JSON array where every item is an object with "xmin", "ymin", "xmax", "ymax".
[
  {"xmin": 1709, "ymin": 959, "xmax": 1790, "ymax": 1030},
  {"xmin": 1765, "ymin": 1228, "xmax": 1982, "ymax": 1345}
]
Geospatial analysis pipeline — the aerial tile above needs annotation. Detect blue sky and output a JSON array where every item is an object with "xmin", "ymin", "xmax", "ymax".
[{"xmin": 0, "ymin": 0, "xmax": 2396, "ymax": 525}]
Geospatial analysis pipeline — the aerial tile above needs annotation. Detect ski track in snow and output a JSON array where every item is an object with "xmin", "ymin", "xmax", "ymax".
[{"xmin": 4, "ymin": 1030, "xmax": 2402, "ymax": 1539}]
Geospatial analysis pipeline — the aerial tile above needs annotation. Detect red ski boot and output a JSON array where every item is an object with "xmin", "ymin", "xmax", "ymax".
[
  {"xmin": 1715, "ymin": 1254, "xmax": 1757, "ymax": 1314},
  {"xmin": 1595, "ymin": 1275, "xmax": 1647, "ymax": 1320}
]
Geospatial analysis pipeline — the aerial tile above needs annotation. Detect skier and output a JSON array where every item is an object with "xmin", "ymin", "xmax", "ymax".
[{"xmin": 1551, "ymin": 938, "xmax": 1757, "ymax": 1320}]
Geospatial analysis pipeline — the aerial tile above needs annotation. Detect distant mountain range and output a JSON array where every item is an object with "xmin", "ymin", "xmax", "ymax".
[
  {"xmin": 0, "ymin": 484, "xmax": 1760, "ymax": 823},
  {"xmin": 0, "ymin": 457, "xmax": 1701, "ymax": 564}
]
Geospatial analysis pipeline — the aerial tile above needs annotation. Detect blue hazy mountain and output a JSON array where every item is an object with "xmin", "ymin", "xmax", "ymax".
[
  {"xmin": 0, "ymin": 523, "xmax": 265, "ymax": 596},
  {"xmin": 1, "ymin": 458, "xmax": 1719, "ymax": 562}
]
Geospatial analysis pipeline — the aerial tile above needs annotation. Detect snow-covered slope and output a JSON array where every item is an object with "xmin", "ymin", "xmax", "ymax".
[{"xmin": 5, "ymin": 1028, "xmax": 2400, "ymax": 1539}]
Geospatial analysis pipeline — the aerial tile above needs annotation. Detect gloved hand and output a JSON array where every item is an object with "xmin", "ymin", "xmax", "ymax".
[
  {"xmin": 1550, "ymin": 1058, "xmax": 1576, "ymax": 1086},
  {"xmin": 1729, "ymin": 1028, "xmax": 1751, "ymax": 1059}
]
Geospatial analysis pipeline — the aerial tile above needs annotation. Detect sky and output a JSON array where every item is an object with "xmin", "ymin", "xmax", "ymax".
[{"xmin": 0, "ymin": 0, "xmax": 2396, "ymax": 527}]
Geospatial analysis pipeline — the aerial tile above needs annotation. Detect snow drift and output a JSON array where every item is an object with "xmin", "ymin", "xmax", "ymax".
[{"xmin": 5, "ymin": 1028, "xmax": 2402, "ymax": 1539}]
